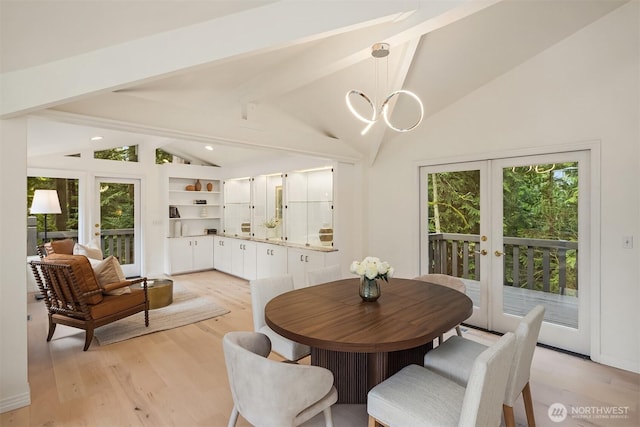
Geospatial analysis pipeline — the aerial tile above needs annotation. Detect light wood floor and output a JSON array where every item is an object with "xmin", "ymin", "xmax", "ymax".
[{"xmin": 2, "ymin": 270, "xmax": 638, "ymax": 426}]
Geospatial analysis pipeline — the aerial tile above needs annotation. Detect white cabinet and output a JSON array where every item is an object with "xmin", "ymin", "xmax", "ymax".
[
  {"xmin": 224, "ymin": 177, "xmax": 252, "ymax": 237},
  {"xmin": 252, "ymin": 174, "xmax": 284, "ymax": 241},
  {"xmin": 213, "ymin": 236, "xmax": 232, "ymax": 274},
  {"xmin": 285, "ymin": 167, "xmax": 333, "ymax": 248},
  {"xmin": 287, "ymin": 247, "xmax": 337, "ymax": 289},
  {"xmin": 167, "ymin": 236, "xmax": 214, "ymax": 274},
  {"xmin": 255, "ymin": 242, "xmax": 287, "ymax": 279},
  {"xmin": 231, "ymin": 240, "xmax": 257, "ymax": 280}
]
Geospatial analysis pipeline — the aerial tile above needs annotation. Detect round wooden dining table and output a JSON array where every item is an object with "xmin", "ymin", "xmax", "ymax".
[{"xmin": 265, "ymin": 277, "xmax": 473, "ymax": 403}]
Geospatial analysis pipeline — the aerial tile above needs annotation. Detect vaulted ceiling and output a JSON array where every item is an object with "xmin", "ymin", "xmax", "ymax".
[{"xmin": 1, "ymin": 0, "xmax": 627, "ymax": 167}]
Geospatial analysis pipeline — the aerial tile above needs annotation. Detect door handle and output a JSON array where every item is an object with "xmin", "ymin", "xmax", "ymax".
[
  {"xmin": 495, "ymin": 250, "xmax": 504, "ymax": 257},
  {"xmin": 475, "ymin": 249, "xmax": 487, "ymax": 256}
]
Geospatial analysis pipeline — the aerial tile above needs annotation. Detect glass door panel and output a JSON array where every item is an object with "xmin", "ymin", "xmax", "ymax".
[
  {"xmin": 420, "ymin": 162, "xmax": 489, "ymax": 328},
  {"xmin": 95, "ymin": 178, "xmax": 140, "ymax": 278},
  {"xmin": 491, "ymin": 152, "xmax": 589, "ymax": 354}
]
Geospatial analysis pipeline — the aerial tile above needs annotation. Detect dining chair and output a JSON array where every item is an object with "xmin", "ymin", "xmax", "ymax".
[
  {"xmin": 368, "ymin": 332, "xmax": 516, "ymax": 427},
  {"xmin": 249, "ymin": 274, "xmax": 311, "ymax": 361},
  {"xmin": 414, "ymin": 273, "xmax": 467, "ymax": 344},
  {"xmin": 223, "ymin": 331, "xmax": 338, "ymax": 427},
  {"xmin": 423, "ymin": 305, "xmax": 545, "ymax": 427},
  {"xmin": 306, "ymin": 264, "xmax": 341, "ymax": 287}
]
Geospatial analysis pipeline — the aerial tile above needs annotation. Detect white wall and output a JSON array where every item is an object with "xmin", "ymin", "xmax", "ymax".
[
  {"xmin": 367, "ymin": 2, "xmax": 639, "ymax": 372},
  {"xmin": 0, "ymin": 118, "xmax": 30, "ymax": 412}
]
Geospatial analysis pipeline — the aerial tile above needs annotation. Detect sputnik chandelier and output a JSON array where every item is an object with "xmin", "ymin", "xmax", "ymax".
[{"xmin": 345, "ymin": 43, "xmax": 424, "ymax": 135}]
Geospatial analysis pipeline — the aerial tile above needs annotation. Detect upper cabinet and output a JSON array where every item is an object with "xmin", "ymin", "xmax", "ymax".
[
  {"xmin": 221, "ymin": 166, "xmax": 334, "ymax": 250},
  {"xmin": 252, "ymin": 173, "xmax": 284, "ymax": 242},
  {"xmin": 168, "ymin": 176, "xmax": 221, "ymax": 237},
  {"xmin": 285, "ymin": 167, "xmax": 333, "ymax": 248},
  {"xmin": 223, "ymin": 177, "xmax": 251, "ymax": 237}
]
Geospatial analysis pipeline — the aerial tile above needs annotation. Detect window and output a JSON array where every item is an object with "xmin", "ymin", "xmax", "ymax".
[
  {"xmin": 94, "ymin": 145, "xmax": 138, "ymax": 162},
  {"xmin": 27, "ymin": 177, "xmax": 79, "ymax": 245}
]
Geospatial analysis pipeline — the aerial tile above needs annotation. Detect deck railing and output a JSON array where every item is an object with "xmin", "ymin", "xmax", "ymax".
[
  {"xmin": 428, "ymin": 233, "xmax": 579, "ymax": 296},
  {"xmin": 29, "ymin": 223, "xmax": 135, "ymax": 264}
]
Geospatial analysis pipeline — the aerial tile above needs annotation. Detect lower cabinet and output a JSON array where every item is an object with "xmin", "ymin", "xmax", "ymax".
[
  {"xmin": 212, "ymin": 236, "xmax": 338, "ymax": 284},
  {"xmin": 213, "ymin": 236, "xmax": 232, "ymax": 274},
  {"xmin": 231, "ymin": 240, "xmax": 257, "ymax": 280},
  {"xmin": 167, "ymin": 236, "xmax": 214, "ymax": 275},
  {"xmin": 255, "ymin": 242, "xmax": 287, "ymax": 279},
  {"xmin": 287, "ymin": 247, "xmax": 337, "ymax": 289}
]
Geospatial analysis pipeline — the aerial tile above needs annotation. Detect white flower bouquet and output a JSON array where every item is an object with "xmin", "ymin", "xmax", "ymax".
[{"xmin": 350, "ymin": 256, "xmax": 394, "ymax": 282}]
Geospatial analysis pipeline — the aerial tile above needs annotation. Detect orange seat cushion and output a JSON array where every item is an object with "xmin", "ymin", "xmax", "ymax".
[
  {"xmin": 44, "ymin": 254, "xmax": 103, "ymax": 304},
  {"xmin": 89, "ymin": 288, "xmax": 146, "ymax": 320}
]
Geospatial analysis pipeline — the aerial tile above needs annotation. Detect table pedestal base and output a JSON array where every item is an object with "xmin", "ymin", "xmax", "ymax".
[{"xmin": 312, "ymin": 342, "xmax": 433, "ymax": 404}]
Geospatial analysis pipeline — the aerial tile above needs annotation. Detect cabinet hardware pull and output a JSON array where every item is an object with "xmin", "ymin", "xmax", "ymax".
[
  {"xmin": 305, "ymin": 256, "xmax": 309, "ymax": 262},
  {"xmin": 300, "ymin": 255, "xmax": 304, "ymax": 262}
]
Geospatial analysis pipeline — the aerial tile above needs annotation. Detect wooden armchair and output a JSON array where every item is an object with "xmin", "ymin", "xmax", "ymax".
[{"xmin": 29, "ymin": 254, "xmax": 149, "ymax": 351}]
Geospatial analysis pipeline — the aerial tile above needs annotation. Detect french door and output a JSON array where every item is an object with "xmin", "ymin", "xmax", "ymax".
[
  {"xmin": 94, "ymin": 178, "xmax": 141, "ymax": 278},
  {"xmin": 420, "ymin": 151, "xmax": 591, "ymax": 354}
]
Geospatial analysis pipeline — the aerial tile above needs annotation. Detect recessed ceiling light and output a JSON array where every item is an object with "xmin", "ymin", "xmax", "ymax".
[
  {"xmin": 205, "ymin": 145, "xmax": 213, "ymax": 151},
  {"xmin": 90, "ymin": 136, "xmax": 103, "ymax": 141}
]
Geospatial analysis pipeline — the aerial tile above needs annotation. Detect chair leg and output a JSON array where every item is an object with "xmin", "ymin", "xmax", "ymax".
[
  {"xmin": 503, "ymin": 404, "xmax": 516, "ymax": 427},
  {"xmin": 144, "ymin": 308, "xmax": 149, "ymax": 327},
  {"xmin": 227, "ymin": 405, "xmax": 239, "ymax": 427},
  {"xmin": 46, "ymin": 317, "xmax": 56, "ymax": 342},
  {"xmin": 323, "ymin": 407, "xmax": 334, "ymax": 427},
  {"xmin": 368, "ymin": 416, "xmax": 386, "ymax": 427},
  {"xmin": 523, "ymin": 382, "xmax": 536, "ymax": 426},
  {"xmin": 455, "ymin": 324, "xmax": 462, "ymax": 336},
  {"xmin": 83, "ymin": 327, "xmax": 94, "ymax": 351}
]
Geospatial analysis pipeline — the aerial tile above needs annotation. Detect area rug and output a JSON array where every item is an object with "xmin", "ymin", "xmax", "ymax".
[{"xmin": 94, "ymin": 282, "xmax": 229, "ymax": 346}]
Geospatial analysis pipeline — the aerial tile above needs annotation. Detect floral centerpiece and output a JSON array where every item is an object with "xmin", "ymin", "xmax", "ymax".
[{"xmin": 350, "ymin": 256, "xmax": 394, "ymax": 302}]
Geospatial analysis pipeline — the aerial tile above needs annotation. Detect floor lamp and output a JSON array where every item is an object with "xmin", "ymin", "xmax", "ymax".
[
  {"xmin": 30, "ymin": 189, "xmax": 62, "ymax": 243},
  {"xmin": 30, "ymin": 190, "xmax": 62, "ymax": 300}
]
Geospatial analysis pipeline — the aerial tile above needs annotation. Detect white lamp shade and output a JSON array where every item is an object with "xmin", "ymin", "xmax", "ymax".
[{"xmin": 30, "ymin": 190, "xmax": 62, "ymax": 214}]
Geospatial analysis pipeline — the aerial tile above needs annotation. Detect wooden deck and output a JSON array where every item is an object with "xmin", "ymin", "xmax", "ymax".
[{"xmin": 462, "ymin": 279, "xmax": 579, "ymax": 329}]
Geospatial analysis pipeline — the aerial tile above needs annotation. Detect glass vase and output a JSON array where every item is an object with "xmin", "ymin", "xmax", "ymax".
[{"xmin": 359, "ymin": 277, "xmax": 381, "ymax": 302}]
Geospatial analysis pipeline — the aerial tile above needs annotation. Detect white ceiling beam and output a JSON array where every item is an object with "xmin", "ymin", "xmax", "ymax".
[
  {"xmin": 44, "ymin": 93, "xmax": 363, "ymax": 163},
  {"xmin": 237, "ymin": 0, "xmax": 502, "ymax": 105},
  {"xmin": 0, "ymin": 0, "xmax": 422, "ymax": 118}
]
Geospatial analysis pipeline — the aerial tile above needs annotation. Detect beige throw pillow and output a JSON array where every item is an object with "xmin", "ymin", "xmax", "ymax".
[
  {"xmin": 74, "ymin": 242, "xmax": 103, "ymax": 260},
  {"xmin": 93, "ymin": 256, "xmax": 131, "ymax": 295}
]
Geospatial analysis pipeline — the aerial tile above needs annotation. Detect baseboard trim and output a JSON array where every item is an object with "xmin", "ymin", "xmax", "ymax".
[
  {"xmin": 0, "ymin": 390, "xmax": 30, "ymax": 414},
  {"xmin": 461, "ymin": 323, "xmax": 590, "ymax": 360}
]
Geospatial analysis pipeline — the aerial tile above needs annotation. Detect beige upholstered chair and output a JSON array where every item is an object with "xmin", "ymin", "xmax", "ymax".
[
  {"xmin": 424, "ymin": 305, "xmax": 545, "ymax": 427},
  {"xmin": 223, "ymin": 331, "xmax": 338, "ymax": 427},
  {"xmin": 414, "ymin": 273, "xmax": 467, "ymax": 344},
  {"xmin": 306, "ymin": 264, "xmax": 341, "ymax": 287},
  {"xmin": 368, "ymin": 332, "xmax": 516, "ymax": 427},
  {"xmin": 249, "ymin": 275, "xmax": 310, "ymax": 361}
]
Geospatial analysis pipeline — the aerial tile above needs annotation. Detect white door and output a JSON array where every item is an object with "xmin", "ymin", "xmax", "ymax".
[
  {"xmin": 420, "ymin": 161, "xmax": 490, "ymax": 327},
  {"xmin": 420, "ymin": 151, "xmax": 590, "ymax": 354},
  {"xmin": 489, "ymin": 152, "xmax": 590, "ymax": 354},
  {"xmin": 95, "ymin": 178, "xmax": 141, "ymax": 278}
]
